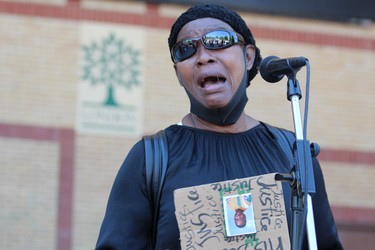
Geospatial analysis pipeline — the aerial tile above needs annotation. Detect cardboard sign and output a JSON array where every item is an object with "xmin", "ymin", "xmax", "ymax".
[{"xmin": 174, "ymin": 173, "xmax": 290, "ymax": 250}]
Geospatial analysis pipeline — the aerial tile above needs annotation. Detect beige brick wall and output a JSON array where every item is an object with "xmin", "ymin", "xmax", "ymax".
[
  {"xmin": 249, "ymin": 40, "xmax": 375, "ymax": 151},
  {"xmin": 0, "ymin": 1, "xmax": 374, "ymax": 249},
  {"xmin": 323, "ymin": 162, "xmax": 375, "ymax": 208},
  {"xmin": 0, "ymin": 14, "xmax": 78, "ymax": 128},
  {"xmin": 0, "ymin": 138, "xmax": 59, "ymax": 250}
]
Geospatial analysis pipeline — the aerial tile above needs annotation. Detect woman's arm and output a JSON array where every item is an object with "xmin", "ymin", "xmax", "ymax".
[{"xmin": 96, "ymin": 141, "xmax": 152, "ymax": 250}]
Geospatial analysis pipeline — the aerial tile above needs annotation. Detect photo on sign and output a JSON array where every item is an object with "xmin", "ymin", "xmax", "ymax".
[{"xmin": 223, "ymin": 193, "xmax": 256, "ymax": 237}]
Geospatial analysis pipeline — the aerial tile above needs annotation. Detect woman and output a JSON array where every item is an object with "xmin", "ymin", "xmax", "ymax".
[{"xmin": 96, "ymin": 4, "xmax": 343, "ymax": 249}]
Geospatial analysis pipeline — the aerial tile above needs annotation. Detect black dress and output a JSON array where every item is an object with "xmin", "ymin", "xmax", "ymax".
[{"xmin": 96, "ymin": 123, "xmax": 343, "ymax": 250}]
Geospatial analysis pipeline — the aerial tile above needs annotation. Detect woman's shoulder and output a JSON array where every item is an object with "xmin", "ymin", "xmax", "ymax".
[{"xmin": 116, "ymin": 140, "xmax": 145, "ymax": 177}]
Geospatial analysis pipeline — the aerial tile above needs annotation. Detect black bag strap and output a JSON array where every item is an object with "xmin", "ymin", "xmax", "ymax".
[
  {"xmin": 143, "ymin": 130, "xmax": 168, "ymax": 249},
  {"xmin": 261, "ymin": 122, "xmax": 296, "ymax": 167}
]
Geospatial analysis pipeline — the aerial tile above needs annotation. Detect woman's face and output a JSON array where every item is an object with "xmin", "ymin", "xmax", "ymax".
[{"xmin": 174, "ymin": 18, "xmax": 255, "ymax": 108}]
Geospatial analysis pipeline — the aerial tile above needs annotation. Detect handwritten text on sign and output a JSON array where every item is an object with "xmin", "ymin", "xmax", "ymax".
[{"xmin": 173, "ymin": 173, "xmax": 290, "ymax": 250}]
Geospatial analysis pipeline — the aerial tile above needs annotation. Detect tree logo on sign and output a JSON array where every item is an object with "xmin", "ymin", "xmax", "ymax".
[{"xmin": 81, "ymin": 33, "xmax": 140, "ymax": 106}]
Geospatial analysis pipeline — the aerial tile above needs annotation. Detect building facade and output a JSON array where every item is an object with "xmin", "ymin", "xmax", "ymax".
[{"xmin": 0, "ymin": 0, "xmax": 374, "ymax": 249}]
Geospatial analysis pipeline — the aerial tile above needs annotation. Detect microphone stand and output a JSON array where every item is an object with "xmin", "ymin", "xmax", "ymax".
[{"xmin": 275, "ymin": 70, "xmax": 318, "ymax": 250}]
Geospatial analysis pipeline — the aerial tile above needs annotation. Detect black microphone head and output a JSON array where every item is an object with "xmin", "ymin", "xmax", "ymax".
[{"xmin": 259, "ymin": 56, "xmax": 284, "ymax": 83}]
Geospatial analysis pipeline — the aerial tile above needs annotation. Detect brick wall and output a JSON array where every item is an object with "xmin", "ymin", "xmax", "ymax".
[{"xmin": 0, "ymin": 0, "xmax": 374, "ymax": 249}]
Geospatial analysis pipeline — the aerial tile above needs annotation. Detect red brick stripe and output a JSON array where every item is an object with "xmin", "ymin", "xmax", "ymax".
[
  {"xmin": 320, "ymin": 148, "xmax": 375, "ymax": 165},
  {"xmin": 0, "ymin": 124, "xmax": 74, "ymax": 250},
  {"xmin": 333, "ymin": 206, "xmax": 375, "ymax": 226},
  {"xmin": 252, "ymin": 26, "xmax": 375, "ymax": 50},
  {"xmin": 0, "ymin": 1, "xmax": 374, "ymax": 51}
]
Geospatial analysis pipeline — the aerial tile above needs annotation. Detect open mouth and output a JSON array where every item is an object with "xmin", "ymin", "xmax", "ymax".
[{"xmin": 199, "ymin": 76, "xmax": 227, "ymax": 88}]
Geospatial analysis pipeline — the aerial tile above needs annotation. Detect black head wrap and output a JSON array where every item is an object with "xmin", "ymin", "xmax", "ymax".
[{"xmin": 168, "ymin": 3, "xmax": 262, "ymax": 86}]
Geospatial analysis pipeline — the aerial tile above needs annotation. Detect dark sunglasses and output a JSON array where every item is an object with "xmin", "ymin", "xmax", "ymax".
[{"xmin": 171, "ymin": 30, "xmax": 244, "ymax": 63}]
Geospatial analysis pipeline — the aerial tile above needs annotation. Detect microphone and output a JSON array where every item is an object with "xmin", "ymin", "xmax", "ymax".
[{"xmin": 260, "ymin": 56, "xmax": 308, "ymax": 83}]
